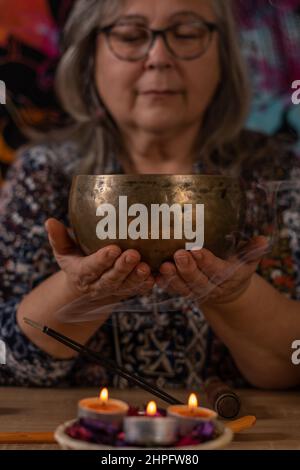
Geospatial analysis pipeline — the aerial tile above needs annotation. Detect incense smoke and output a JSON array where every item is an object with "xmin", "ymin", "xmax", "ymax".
[{"xmin": 55, "ymin": 179, "xmax": 300, "ymax": 323}]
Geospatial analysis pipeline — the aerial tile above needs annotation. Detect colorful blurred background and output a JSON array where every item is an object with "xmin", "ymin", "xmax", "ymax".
[{"xmin": 0, "ymin": 0, "xmax": 300, "ymax": 185}]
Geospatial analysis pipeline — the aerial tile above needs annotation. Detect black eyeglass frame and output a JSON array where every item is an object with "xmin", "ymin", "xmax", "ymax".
[{"xmin": 97, "ymin": 20, "xmax": 219, "ymax": 62}]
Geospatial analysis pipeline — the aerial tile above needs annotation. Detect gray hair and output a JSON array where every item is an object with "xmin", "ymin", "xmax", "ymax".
[{"xmin": 55, "ymin": 0, "xmax": 250, "ymax": 175}]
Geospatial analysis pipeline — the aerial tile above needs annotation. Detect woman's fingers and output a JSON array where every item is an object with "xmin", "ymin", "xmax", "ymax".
[
  {"xmin": 45, "ymin": 218, "xmax": 79, "ymax": 255},
  {"xmin": 156, "ymin": 236, "xmax": 268, "ymax": 303},
  {"xmin": 97, "ymin": 249, "xmax": 141, "ymax": 289},
  {"xmin": 92, "ymin": 256, "xmax": 154, "ymax": 298},
  {"xmin": 174, "ymin": 251, "xmax": 206, "ymax": 283},
  {"xmin": 173, "ymin": 250, "xmax": 216, "ymax": 294},
  {"xmin": 45, "ymin": 218, "xmax": 154, "ymax": 299},
  {"xmin": 158, "ymin": 262, "xmax": 191, "ymax": 296},
  {"xmin": 45, "ymin": 218, "xmax": 125, "ymax": 291},
  {"xmin": 123, "ymin": 263, "xmax": 155, "ymax": 295},
  {"xmin": 159, "ymin": 252, "xmax": 216, "ymax": 300},
  {"xmin": 190, "ymin": 236, "xmax": 267, "ymax": 284},
  {"xmin": 190, "ymin": 249, "xmax": 230, "ymax": 282},
  {"xmin": 77, "ymin": 245, "xmax": 122, "ymax": 288},
  {"xmin": 47, "ymin": 220, "xmax": 266, "ymax": 302}
]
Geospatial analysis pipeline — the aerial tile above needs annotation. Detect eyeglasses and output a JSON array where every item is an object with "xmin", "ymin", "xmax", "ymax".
[{"xmin": 97, "ymin": 20, "xmax": 218, "ymax": 62}]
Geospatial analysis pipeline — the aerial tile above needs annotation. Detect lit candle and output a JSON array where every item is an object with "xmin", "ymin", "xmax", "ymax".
[
  {"xmin": 124, "ymin": 401, "xmax": 178, "ymax": 446},
  {"xmin": 146, "ymin": 401, "xmax": 158, "ymax": 416},
  {"xmin": 167, "ymin": 393, "xmax": 217, "ymax": 436},
  {"xmin": 78, "ymin": 388, "xmax": 129, "ymax": 427}
]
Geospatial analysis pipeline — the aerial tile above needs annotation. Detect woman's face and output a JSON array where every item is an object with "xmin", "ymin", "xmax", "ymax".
[{"xmin": 95, "ymin": 0, "xmax": 220, "ymax": 136}]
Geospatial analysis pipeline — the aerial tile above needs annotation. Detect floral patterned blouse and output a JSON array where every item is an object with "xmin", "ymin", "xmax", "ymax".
[{"xmin": 0, "ymin": 130, "xmax": 299, "ymax": 389}]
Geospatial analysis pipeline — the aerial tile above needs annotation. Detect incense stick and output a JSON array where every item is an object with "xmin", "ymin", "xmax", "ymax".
[{"xmin": 24, "ymin": 317, "xmax": 182, "ymax": 406}]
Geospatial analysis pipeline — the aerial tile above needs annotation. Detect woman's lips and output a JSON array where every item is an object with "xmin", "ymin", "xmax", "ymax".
[{"xmin": 140, "ymin": 90, "xmax": 181, "ymax": 96}]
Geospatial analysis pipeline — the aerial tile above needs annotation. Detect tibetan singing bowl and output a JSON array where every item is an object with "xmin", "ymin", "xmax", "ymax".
[{"xmin": 69, "ymin": 175, "xmax": 246, "ymax": 272}]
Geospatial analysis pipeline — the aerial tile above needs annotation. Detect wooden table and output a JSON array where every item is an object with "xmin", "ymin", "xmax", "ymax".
[{"xmin": 0, "ymin": 387, "xmax": 299, "ymax": 450}]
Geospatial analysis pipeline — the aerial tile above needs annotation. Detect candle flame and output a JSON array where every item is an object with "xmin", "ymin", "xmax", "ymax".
[
  {"xmin": 188, "ymin": 393, "xmax": 198, "ymax": 410},
  {"xmin": 99, "ymin": 387, "xmax": 109, "ymax": 403},
  {"xmin": 146, "ymin": 401, "xmax": 157, "ymax": 416}
]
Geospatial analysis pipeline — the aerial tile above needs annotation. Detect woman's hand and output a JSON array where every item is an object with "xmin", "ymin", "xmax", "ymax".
[
  {"xmin": 45, "ymin": 218, "xmax": 155, "ymax": 301},
  {"xmin": 156, "ymin": 236, "xmax": 269, "ymax": 306}
]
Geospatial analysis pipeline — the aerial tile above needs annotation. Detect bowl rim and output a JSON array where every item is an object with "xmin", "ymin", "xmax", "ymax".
[{"xmin": 74, "ymin": 174, "xmax": 240, "ymax": 180}]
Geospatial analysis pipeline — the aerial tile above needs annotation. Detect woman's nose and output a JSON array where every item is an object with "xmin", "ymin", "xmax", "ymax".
[{"xmin": 144, "ymin": 35, "xmax": 174, "ymax": 69}]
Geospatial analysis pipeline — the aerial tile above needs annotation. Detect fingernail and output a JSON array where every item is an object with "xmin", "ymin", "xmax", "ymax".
[
  {"xmin": 126, "ymin": 254, "xmax": 137, "ymax": 264},
  {"xmin": 137, "ymin": 268, "xmax": 147, "ymax": 277},
  {"xmin": 191, "ymin": 249, "xmax": 202, "ymax": 259},
  {"xmin": 160, "ymin": 264, "xmax": 173, "ymax": 275},
  {"xmin": 107, "ymin": 249, "xmax": 119, "ymax": 260},
  {"xmin": 175, "ymin": 254, "xmax": 189, "ymax": 267}
]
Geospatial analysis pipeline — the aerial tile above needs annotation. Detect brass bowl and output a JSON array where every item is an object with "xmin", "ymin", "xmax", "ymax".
[{"xmin": 69, "ymin": 175, "xmax": 246, "ymax": 272}]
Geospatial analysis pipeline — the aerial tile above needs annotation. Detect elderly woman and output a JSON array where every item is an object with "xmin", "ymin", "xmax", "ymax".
[{"xmin": 0, "ymin": 0, "xmax": 300, "ymax": 389}]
